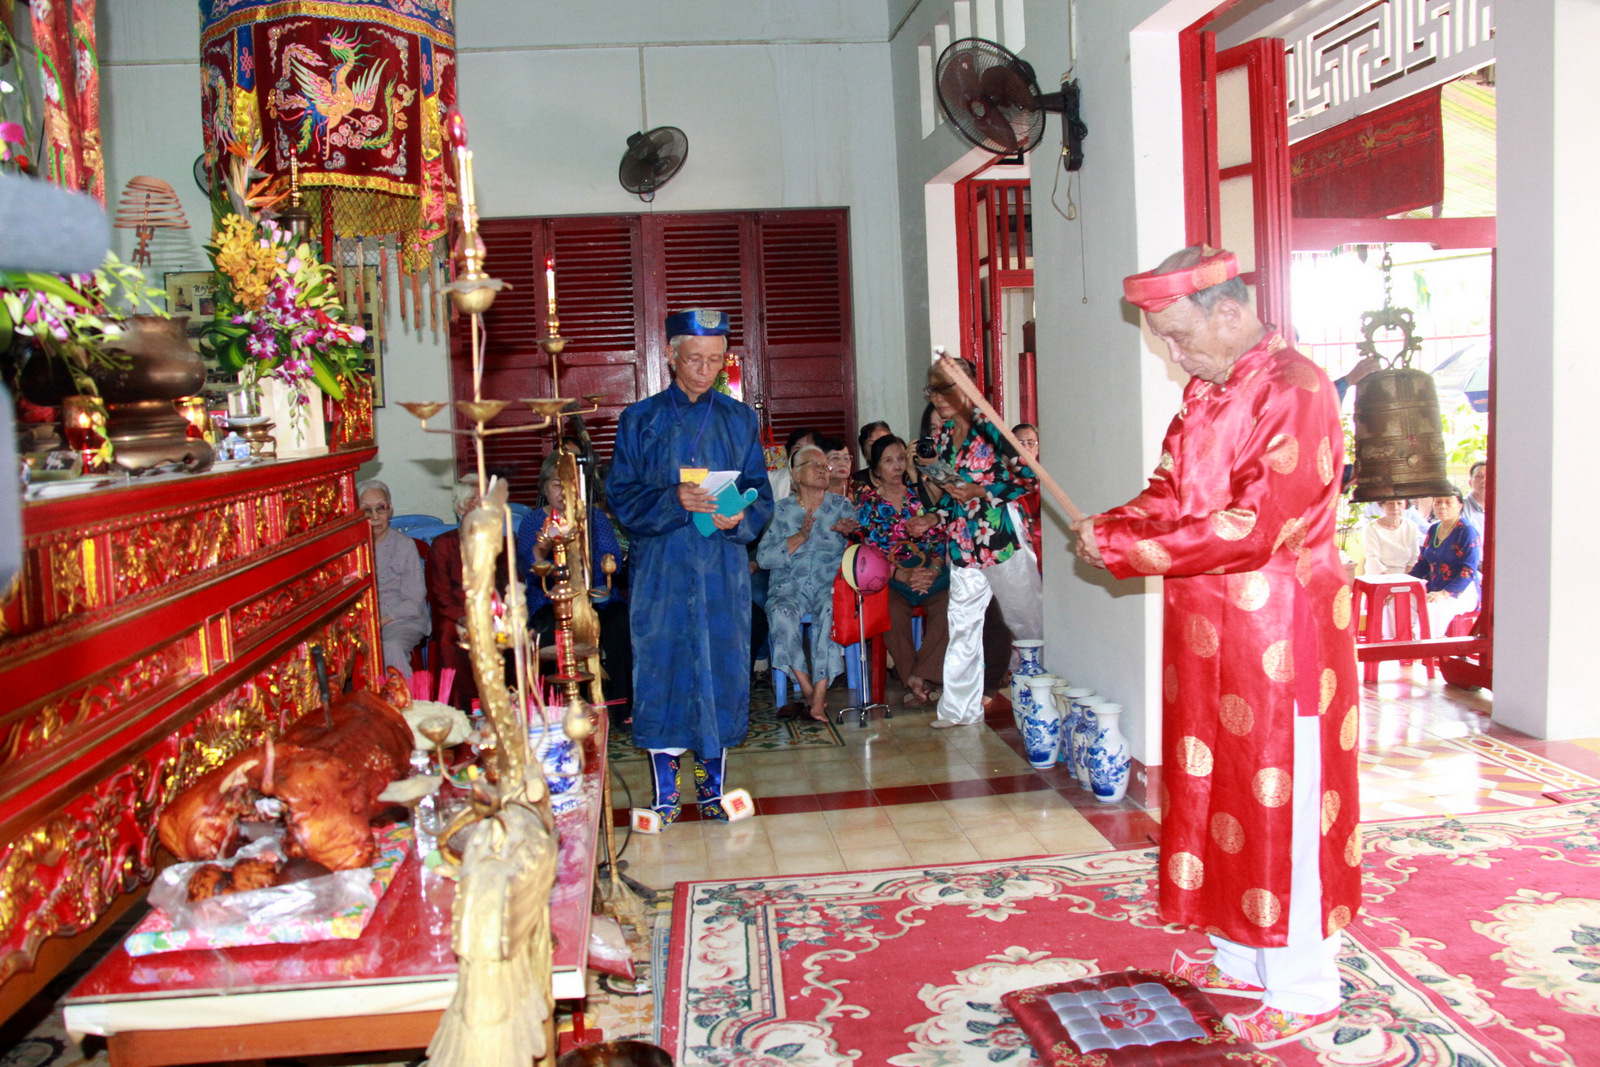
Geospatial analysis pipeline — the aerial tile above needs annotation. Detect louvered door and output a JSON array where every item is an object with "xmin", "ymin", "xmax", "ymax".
[
  {"xmin": 755, "ymin": 211, "xmax": 855, "ymax": 447},
  {"xmin": 451, "ymin": 208, "xmax": 854, "ymax": 503},
  {"xmin": 644, "ymin": 214, "xmax": 758, "ymax": 401}
]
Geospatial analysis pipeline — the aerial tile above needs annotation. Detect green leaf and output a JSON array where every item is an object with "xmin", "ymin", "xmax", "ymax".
[{"xmin": 312, "ymin": 359, "xmax": 346, "ymax": 400}]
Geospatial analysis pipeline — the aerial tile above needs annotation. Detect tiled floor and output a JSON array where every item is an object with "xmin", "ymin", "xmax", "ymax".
[{"xmin": 608, "ymin": 661, "xmax": 1600, "ymax": 893}]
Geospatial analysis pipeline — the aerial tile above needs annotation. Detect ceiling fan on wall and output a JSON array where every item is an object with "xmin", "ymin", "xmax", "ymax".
[
  {"xmin": 618, "ymin": 126, "xmax": 689, "ymax": 202},
  {"xmin": 935, "ymin": 37, "xmax": 1086, "ymax": 170}
]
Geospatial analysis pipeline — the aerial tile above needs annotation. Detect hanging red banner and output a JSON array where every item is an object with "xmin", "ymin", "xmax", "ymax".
[
  {"xmin": 1290, "ymin": 89, "xmax": 1444, "ymax": 220},
  {"xmin": 200, "ymin": 0, "xmax": 456, "ymax": 256}
]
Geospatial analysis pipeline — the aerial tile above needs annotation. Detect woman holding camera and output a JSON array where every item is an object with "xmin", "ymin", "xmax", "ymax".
[
  {"xmin": 857, "ymin": 434, "xmax": 950, "ymax": 707},
  {"xmin": 917, "ymin": 360, "xmax": 1042, "ymax": 728}
]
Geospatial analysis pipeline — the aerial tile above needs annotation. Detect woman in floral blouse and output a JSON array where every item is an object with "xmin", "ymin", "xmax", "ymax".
[
  {"xmin": 856, "ymin": 435, "xmax": 950, "ymax": 707},
  {"xmin": 916, "ymin": 359, "xmax": 1042, "ymax": 728},
  {"xmin": 1409, "ymin": 486, "xmax": 1482, "ymax": 637}
]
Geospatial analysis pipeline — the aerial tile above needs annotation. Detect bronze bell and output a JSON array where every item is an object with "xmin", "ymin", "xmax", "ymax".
[
  {"xmin": 1351, "ymin": 367, "xmax": 1456, "ymax": 502},
  {"xmin": 1348, "ymin": 249, "xmax": 1457, "ymax": 503}
]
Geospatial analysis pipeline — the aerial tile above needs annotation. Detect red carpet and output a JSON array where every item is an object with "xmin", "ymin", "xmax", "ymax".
[{"xmin": 663, "ymin": 800, "xmax": 1600, "ymax": 1065}]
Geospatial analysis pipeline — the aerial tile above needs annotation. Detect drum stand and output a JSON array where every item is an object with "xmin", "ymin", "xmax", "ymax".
[{"xmin": 835, "ymin": 587, "xmax": 891, "ymax": 728}]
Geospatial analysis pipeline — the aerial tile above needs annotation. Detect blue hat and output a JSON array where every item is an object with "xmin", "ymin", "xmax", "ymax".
[{"xmin": 666, "ymin": 308, "xmax": 730, "ymax": 338}]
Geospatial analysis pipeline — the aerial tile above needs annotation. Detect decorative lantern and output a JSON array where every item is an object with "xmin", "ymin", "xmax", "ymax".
[{"xmin": 198, "ymin": 0, "xmax": 457, "ymax": 273}]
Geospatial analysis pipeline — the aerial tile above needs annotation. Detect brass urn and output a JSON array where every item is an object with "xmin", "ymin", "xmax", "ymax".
[{"xmin": 96, "ymin": 315, "xmax": 215, "ymax": 472}]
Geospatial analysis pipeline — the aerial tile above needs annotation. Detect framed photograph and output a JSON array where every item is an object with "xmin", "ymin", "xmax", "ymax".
[
  {"xmin": 164, "ymin": 271, "xmax": 216, "ymax": 336},
  {"xmin": 165, "ymin": 271, "xmax": 233, "ymax": 397}
]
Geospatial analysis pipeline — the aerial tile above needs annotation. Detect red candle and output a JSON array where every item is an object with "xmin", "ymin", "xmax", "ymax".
[{"xmin": 445, "ymin": 109, "xmax": 469, "ymax": 152}]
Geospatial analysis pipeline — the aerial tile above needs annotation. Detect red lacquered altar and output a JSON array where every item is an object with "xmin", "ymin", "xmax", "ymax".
[
  {"xmin": 60, "ymin": 724, "xmax": 605, "ymax": 1067},
  {"xmin": 0, "ymin": 448, "xmax": 381, "ymax": 1018}
]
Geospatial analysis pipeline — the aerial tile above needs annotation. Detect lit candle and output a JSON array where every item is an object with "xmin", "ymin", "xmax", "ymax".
[
  {"xmin": 545, "ymin": 254, "xmax": 558, "ymax": 320},
  {"xmin": 445, "ymin": 109, "xmax": 477, "ymax": 230}
]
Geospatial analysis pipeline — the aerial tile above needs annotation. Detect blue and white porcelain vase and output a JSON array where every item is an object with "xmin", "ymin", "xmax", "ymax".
[
  {"xmin": 1052, "ymin": 680, "xmax": 1074, "ymax": 764},
  {"xmin": 1061, "ymin": 687, "xmax": 1094, "ymax": 772},
  {"xmin": 1010, "ymin": 639, "xmax": 1047, "ymax": 732},
  {"xmin": 1020, "ymin": 673, "xmax": 1063, "ymax": 769},
  {"xmin": 1087, "ymin": 702, "xmax": 1132, "ymax": 803},
  {"xmin": 1070, "ymin": 693, "xmax": 1103, "ymax": 788}
]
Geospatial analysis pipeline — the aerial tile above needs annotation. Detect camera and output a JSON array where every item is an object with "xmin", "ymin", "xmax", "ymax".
[{"xmin": 912, "ymin": 437, "xmax": 959, "ymax": 486}]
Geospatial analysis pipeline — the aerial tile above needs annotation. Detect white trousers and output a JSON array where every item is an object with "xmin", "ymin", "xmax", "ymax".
[
  {"xmin": 1210, "ymin": 713, "xmax": 1342, "ymax": 1015},
  {"xmin": 1425, "ymin": 583, "xmax": 1479, "ymax": 639},
  {"xmin": 937, "ymin": 547, "xmax": 1043, "ymax": 725}
]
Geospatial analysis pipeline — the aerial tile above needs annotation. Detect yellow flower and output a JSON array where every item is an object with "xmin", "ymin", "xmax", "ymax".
[{"xmin": 213, "ymin": 214, "xmax": 283, "ymax": 310}]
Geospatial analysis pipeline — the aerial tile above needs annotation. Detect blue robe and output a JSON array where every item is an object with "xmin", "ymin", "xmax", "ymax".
[{"xmin": 606, "ymin": 383, "xmax": 774, "ymax": 756}]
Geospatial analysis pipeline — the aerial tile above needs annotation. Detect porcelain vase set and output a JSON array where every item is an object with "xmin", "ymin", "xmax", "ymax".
[{"xmin": 1009, "ymin": 640, "xmax": 1130, "ymax": 803}]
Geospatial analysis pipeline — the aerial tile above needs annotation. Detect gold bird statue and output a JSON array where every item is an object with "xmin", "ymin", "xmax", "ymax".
[{"xmin": 427, "ymin": 477, "xmax": 560, "ymax": 1067}]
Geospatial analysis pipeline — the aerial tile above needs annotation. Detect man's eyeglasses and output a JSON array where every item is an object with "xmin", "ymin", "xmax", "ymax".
[
  {"xmin": 361, "ymin": 503, "xmax": 391, "ymax": 515},
  {"xmin": 678, "ymin": 357, "xmax": 726, "ymax": 371}
]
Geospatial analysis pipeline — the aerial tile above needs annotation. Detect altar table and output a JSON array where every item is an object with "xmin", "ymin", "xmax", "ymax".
[{"xmin": 62, "ymin": 723, "xmax": 607, "ymax": 1067}]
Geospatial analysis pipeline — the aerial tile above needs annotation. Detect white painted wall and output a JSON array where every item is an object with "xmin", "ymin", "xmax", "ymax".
[
  {"xmin": 889, "ymin": 0, "xmax": 1181, "ymax": 769},
  {"xmin": 95, "ymin": 3, "xmax": 907, "ymax": 519},
  {"xmin": 1493, "ymin": 1, "xmax": 1600, "ymax": 739}
]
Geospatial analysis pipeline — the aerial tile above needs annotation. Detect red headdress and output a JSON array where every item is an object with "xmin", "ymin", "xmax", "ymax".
[{"xmin": 1122, "ymin": 248, "xmax": 1239, "ymax": 312}]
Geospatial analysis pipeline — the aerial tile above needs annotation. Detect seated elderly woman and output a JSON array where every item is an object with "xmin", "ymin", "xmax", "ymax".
[
  {"xmin": 1408, "ymin": 487, "xmax": 1482, "ymax": 637},
  {"xmin": 1361, "ymin": 499, "xmax": 1421, "ymax": 576},
  {"xmin": 358, "ymin": 478, "xmax": 430, "ymax": 679},
  {"xmin": 855, "ymin": 434, "xmax": 950, "ymax": 707},
  {"xmin": 516, "ymin": 451, "xmax": 632, "ymax": 725},
  {"xmin": 757, "ymin": 443, "xmax": 854, "ymax": 721}
]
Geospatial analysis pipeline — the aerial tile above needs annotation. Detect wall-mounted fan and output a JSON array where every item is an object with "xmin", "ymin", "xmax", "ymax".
[
  {"xmin": 619, "ymin": 127, "xmax": 688, "ymax": 202},
  {"xmin": 935, "ymin": 38, "xmax": 1087, "ymax": 170}
]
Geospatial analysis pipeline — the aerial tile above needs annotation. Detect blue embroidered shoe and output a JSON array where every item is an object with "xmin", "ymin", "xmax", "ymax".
[
  {"xmin": 695, "ymin": 749, "xmax": 729, "ymax": 821},
  {"xmin": 647, "ymin": 750, "xmax": 682, "ymax": 826}
]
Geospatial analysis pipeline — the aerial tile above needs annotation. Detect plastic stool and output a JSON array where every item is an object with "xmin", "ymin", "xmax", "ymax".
[
  {"xmin": 1352, "ymin": 574, "xmax": 1433, "ymax": 683},
  {"xmin": 773, "ymin": 613, "xmax": 863, "ymax": 707},
  {"xmin": 870, "ymin": 605, "xmax": 925, "ymax": 701}
]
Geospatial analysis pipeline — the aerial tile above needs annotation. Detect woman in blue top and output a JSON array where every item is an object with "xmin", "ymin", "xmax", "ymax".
[
  {"xmin": 1408, "ymin": 487, "xmax": 1482, "ymax": 638},
  {"xmin": 758, "ymin": 444, "xmax": 853, "ymax": 721}
]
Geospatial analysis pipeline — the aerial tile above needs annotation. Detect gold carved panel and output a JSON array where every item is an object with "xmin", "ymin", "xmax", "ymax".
[
  {"xmin": 111, "ymin": 501, "xmax": 245, "ymax": 600},
  {"xmin": 0, "ymin": 602, "xmax": 378, "ymax": 985}
]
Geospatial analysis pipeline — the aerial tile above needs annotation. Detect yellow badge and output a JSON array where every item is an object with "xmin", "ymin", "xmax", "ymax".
[{"xmin": 680, "ymin": 467, "xmax": 709, "ymax": 484}]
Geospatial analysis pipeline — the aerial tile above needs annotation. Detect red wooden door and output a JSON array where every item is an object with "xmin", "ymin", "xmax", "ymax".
[
  {"xmin": 1183, "ymin": 33, "xmax": 1293, "ymax": 336},
  {"xmin": 755, "ymin": 210, "xmax": 856, "ymax": 448}
]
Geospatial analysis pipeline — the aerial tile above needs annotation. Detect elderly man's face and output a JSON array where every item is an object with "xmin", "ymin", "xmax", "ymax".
[
  {"xmin": 1147, "ymin": 298, "xmax": 1245, "ymax": 384},
  {"xmin": 1469, "ymin": 464, "xmax": 1487, "ymax": 497},
  {"xmin": 672, "ymin": 335, "xmax": 728, "ymax": 400}
]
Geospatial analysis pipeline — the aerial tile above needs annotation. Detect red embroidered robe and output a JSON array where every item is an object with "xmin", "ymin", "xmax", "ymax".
[{"xmin": 1093, "ymin": 331, "xmax": 1361, "ymax": 948}]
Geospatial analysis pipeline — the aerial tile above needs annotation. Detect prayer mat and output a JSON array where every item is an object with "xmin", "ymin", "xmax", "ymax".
[
  {"xmin": 664, "ymin": 800, "xmax": 1600, "ymax": 1066},
  {"xmin": 608, "ymin": 687, "xmax": 844, "ymax": 764}
]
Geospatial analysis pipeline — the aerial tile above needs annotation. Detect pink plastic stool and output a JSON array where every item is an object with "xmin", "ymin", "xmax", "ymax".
[{"xmin": 1352, "ymin": 574, "xmax": 1433, "ymax": 682}]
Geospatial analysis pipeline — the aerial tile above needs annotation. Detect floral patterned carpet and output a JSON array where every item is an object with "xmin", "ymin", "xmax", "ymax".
[{"xmin": 664, "ymin": 800, "xmax": 1600, "ymax": 1066}]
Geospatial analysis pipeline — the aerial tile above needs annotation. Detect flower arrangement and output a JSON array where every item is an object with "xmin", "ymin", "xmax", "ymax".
[
  {"xmin": 0, "ymin": 253, "xmax": 168, "ymax": 395},
  {"xmin": 201, "ymin": 142, "xmax": 365, "ymax": 429}
]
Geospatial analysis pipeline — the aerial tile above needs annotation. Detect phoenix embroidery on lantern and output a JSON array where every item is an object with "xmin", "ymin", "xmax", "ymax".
[{"xmin": 278, "ymin": 32, "xmax": 395, "ymax": 159}]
